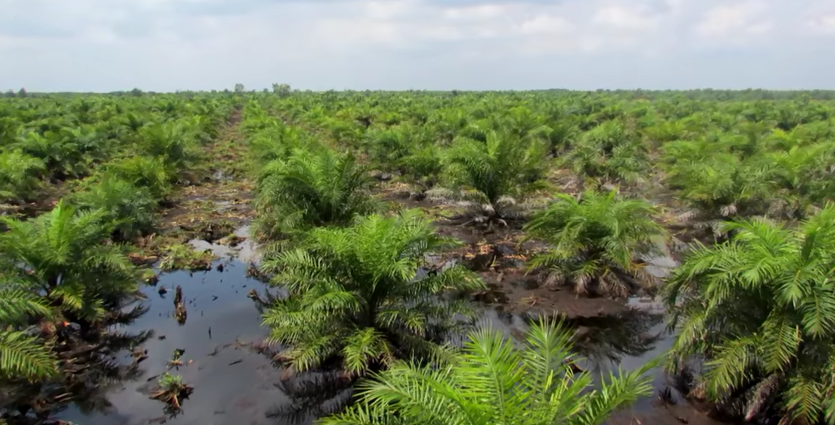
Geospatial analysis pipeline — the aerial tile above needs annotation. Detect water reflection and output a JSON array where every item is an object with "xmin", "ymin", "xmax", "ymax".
[
  {"xmin": 54, "ymin": 260, "xmax": 280, "ymax": 425},
  {"xmin": 1, "ymin": 323, "xmax": 153, "ymax": 424},
  {"xmin": 266, "ymin": 370, "xmax": 354, "ymax": 425},
  {"xmin": 478, "ymin": 307, "xmax": 663, "ymax": 367}
]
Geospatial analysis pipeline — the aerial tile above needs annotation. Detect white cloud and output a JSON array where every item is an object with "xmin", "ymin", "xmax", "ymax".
[
  {"xmin": 519, "ymin": 15, "xmax": 573, "ymax": 35},
  {"xmin": 695, "ymin": 1, "xmax": 773, "ymax": 39},
  {"xmin": 593, "ymin": 5, "xmax": 659, "ymax": 31},
  {"xmin": 0, "ymin": 0, "xmax": 832, "ymax": 91},
  {"xmin": 808, "ymin": 15, "xmax": 835, "ymax": 33}
]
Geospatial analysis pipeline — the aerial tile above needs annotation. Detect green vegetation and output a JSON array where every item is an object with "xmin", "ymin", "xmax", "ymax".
[
  {"xmin": 525, "ymin": 190, "xmax": 666, "ymax": 297},
  {"xmin": 254, "ymin": 146, "xmax": 377, "ymax": 241},
  {"xmin": 262, "ymin": 211, "xmax": 483, "ymax": 375},
  {"xmin": 0, "ymin": 201, "xmax": 137, "ymax": 323},
  {"xmin": 0, "ymin": 281, "xmax": 57, "ymax": 381},
  {"xmin": 665, "ymin": 205, "xmax": 835, "ymax": 424},
  {"xmin": 4, "ymin": 89, "xmax": 835, "ymax": 424},
  {"xmin": 322, "ymin": 318, "xmax": 657, "ymax": 425}
]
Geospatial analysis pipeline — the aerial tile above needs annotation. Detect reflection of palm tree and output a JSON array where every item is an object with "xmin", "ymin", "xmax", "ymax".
[
  {"xmin": 486, "ymin": 309, "xmax": 663, "ymax": 367},
  {"xmin": 1, "ymin": 310, "xmax": 152, "ymax": 423},
  {"xmin": 567, "ymin": 309, "xmax": 664, "ymax": 366},
  {"xmin": 266, "ymin": 370, "xmax": 354, "ymax": 425}
]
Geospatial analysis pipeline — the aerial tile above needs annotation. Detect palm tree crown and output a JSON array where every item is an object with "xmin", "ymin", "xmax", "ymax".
[
  {"xmin": 0, "ymin": 200, "xmax": 137, "ymax": 323},
  {"xmin": 665, "ymin": 204, "xmax": 835, "ymax": 424},
  {"xmin": 443, "ymin": 130, "xmax": 548, "ymax": 207},
  {"xmin": 525, "ymin": 190, "xmax": 666, "ymax": 297},
  {"xmin": 319, "ymin": 318, "xmax": 657, "ymax": 425},
  {"xmin": 262, "ymin": 210, "xmax": 484, "ymax": 376},
  {"xmin": 254, "ymin": 147, "xmax": 377, "ymax": 241}
]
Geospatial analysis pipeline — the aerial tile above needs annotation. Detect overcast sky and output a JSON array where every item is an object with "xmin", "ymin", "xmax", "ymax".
[{"xmin": 1, "ymin": 0, "xmax": 833, "ymax": 92}]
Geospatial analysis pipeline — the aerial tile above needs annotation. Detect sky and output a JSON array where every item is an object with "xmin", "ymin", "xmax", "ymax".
[{"xmin": 0, "ymin": 0, "xmax": 833, "ymax": 92}]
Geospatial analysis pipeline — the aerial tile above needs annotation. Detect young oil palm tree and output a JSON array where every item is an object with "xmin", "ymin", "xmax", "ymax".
[
  {"xmin": 319, "ymin": 318, "xmax": 657, "ymax": 425},
  {"xmin": 137, "ymin": 120, "xmax": 202, "ymax": 176},
  {"xmin": 437, "ymin": 130, "xmax": 549, "ymax": 227},
  {"xmin": 561, "ymin": 120, "xmax": 648, "ymax": 189},
  {"xmin": 0, "ymin": 280, "xmax": 57, "ymax": 382},
  {"xmin": 253, "ymin": 147, "xmax": 377, "ymax": 242},
  {"xmin": 665, "ymin": 153, "xmax": 773, "ymax": 228},
  {"xmin": 0, "ymin": 200, "xmax": 137, "ymax": 324},
  {"xmin": 262, "ymin": 210, "xmax": 484, "ymax": 376},
  {"xmin": 525, "ymin": 190, "xmax": 666, "ymax": 297},
  {"xmin": 71, "ymin": 174, "xmax": 157, "ymax": 241},
  {"xmin": 665, "ymin": 205, "xmax": 835, "ymax": 425},
  {"xmin": 0, "ymin": 150, "xmax": 45, "ymax": 203},
  {"xmin": 103, "ymin": 155, "xmax": 172, "ymax": 202}
]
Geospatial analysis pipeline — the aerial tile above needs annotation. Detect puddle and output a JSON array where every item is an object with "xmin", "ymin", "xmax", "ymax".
[{"xmin": 56, "ymin": 260, "xmax": 288, "ymax": 425}]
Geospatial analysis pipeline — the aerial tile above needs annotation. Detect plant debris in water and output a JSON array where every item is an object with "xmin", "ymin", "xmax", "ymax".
[
  {"xmin": 159, "ymin": 244, "xmax": 216, "ymax": 271},
  {"xmin": 149, "ymin": 372, "xmax": 193, "ymax": 414}
]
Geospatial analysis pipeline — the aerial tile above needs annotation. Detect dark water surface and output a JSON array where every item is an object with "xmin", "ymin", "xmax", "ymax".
[{"xmin": 58, "ymin": 260, "xmax": 291, "ymax": 425}]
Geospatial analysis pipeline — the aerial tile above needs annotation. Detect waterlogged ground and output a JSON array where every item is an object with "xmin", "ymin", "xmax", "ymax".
[
  {"xmin": 53, "ymin": 226, "xmax": 722, "ymax": 425},
  {"xmin": 57, "ymin": 259, "xmax": 290, "ymax": 425}
]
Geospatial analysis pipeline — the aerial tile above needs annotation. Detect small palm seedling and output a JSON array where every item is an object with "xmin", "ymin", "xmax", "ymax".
[
  {"xmin": 0, "ymin": 200, "xmax": 138, "ymax": 325},
  {"xmin": 436, "ymin": 130, "xmax": 550, "ymax": 228},
  {"xmin": 150, "ymin": 372, "xmax": 193, "ymax": 411},
  {"xmin": 253, "ymin": 146, "xmax": 377, "ymax": 244},
  {"xmin": 525, "ymin": 190, "xmax": 666, "ymax": 297},
  {"xmin": 561, "ymin": 119, "xmax": 648, "ymax": 190},
  {"xmin": 71, "ymin": 174, "xmax": 157, "ymax": 241}
]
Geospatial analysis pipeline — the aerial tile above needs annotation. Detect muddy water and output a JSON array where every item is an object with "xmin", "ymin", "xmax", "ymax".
[{"xmin": 57, "ymin": 260, "xmax": 291, "ymax": 425}]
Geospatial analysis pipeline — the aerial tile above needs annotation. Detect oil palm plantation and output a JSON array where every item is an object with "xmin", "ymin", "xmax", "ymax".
[
  {"xmin": 665, "ymin": 205, "xmax": 835, "ymax": 425},
  {"xmin": 319, "ymin": 318, "xmax": 657, "ymax": 425},
  {"xmin": 254, "ymin": 147, "xmax": 377, "ymax": 242},
  {"xmin": 525, "ymin": 190, "xmax": 666, "ymax": 297},
  {"xmin": 438, "ymin": 130, "xmax": 549, "ymax": 226},
  {"xmin": 0, "ymin": 200, "xmax": 137, "ymax": 325},
  {"xmin": 262, "ymin": 210, "xmax": 484, "ymax": 376}
]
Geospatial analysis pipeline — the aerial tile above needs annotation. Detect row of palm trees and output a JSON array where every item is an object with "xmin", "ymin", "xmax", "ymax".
[
  {"xmin": 248, "ymin": 91, "xmax": 835, "ymax": 425},
  {"xmin": 1, "ymin": 90, "xmax": 833, "ymax": 424},
  {"xmin": 243, "ymin": 100, "xmax": 671, "ymax": 424},
  {"xmin": 0, "ymin": 94, "xmax": 229, "ymax": 421}
]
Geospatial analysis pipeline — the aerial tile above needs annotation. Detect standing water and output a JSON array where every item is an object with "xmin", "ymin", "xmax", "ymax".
[{"xmin": 57, "ymin": 258, "xmax": 296, "ymax": 425}]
